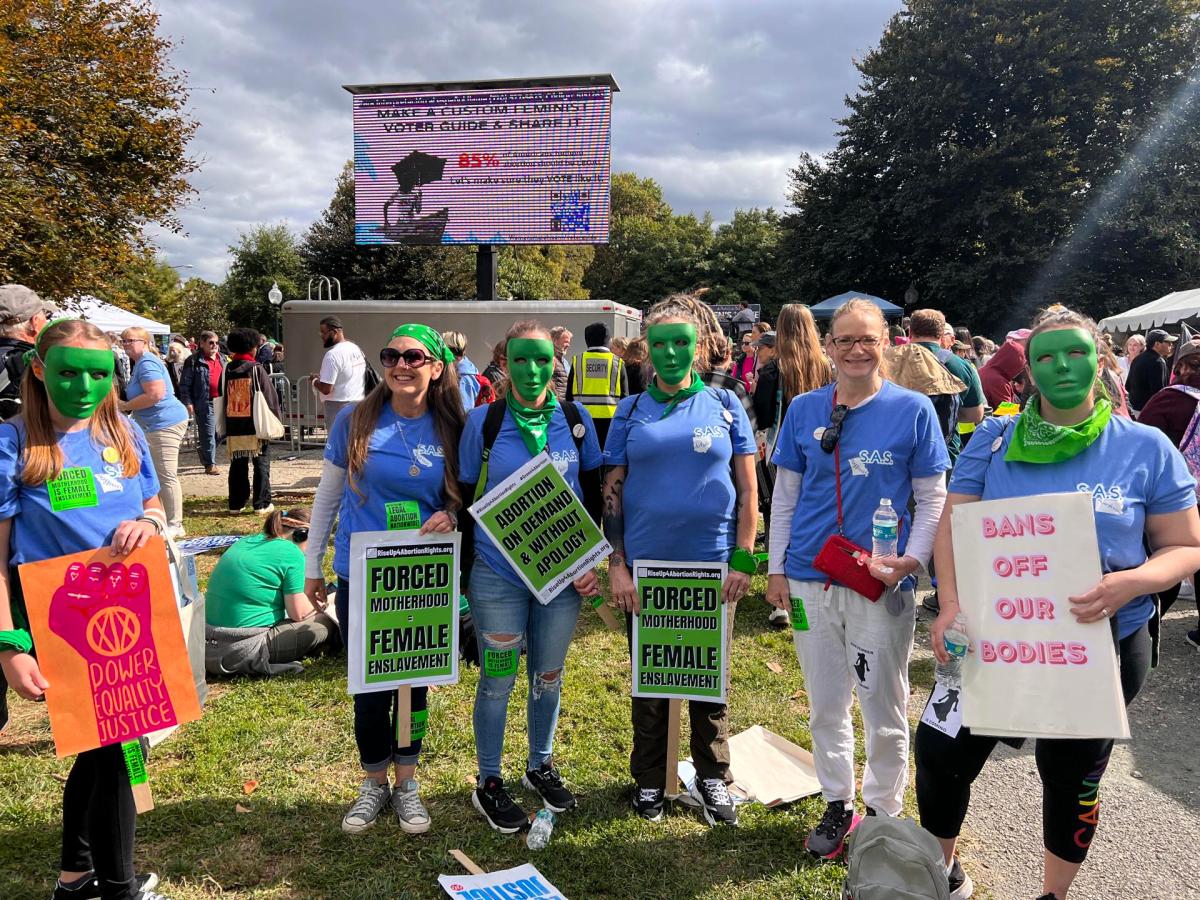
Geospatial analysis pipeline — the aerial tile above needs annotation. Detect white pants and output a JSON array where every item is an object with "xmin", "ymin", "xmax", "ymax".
[{"xmin": 789, "ymin": 579, "xmax": 915, "ymax": 816}]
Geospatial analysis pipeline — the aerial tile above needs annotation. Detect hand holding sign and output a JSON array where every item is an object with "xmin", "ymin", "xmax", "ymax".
[{"xmin": 1067, "ymin": 570, "xmax": 1137, "ymax": 624}]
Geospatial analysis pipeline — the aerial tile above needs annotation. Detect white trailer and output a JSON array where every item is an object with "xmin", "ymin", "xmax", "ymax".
[{"xmin": 280, "ymin": 299, "xmax": 642, "ymax": 384}]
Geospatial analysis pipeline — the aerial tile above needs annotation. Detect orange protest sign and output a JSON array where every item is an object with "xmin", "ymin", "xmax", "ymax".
[{"xmin": 20, "ymin": 537, "xmax": 202, "ymax": 757}]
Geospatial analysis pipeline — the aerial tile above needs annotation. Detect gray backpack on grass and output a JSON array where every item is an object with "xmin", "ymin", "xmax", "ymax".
[{"xmin": 842, "ymin": 816, "xmax": 950, "ymax": 900}]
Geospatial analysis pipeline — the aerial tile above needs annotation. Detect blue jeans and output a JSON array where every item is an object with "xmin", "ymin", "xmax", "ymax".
[
  {"xmin": 194, "ymin": 402, "xmax": 216, "ymax": 468},
  {"xmin": 468, "ymin": 559, "xmax": 581, "ymax": 781}
]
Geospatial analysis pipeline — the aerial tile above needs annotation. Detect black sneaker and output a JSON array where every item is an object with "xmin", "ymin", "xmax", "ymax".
[
  {"xmin": 948, "ymin": 856, "xmax": 974, "ymax": 898},
  {"xmin": 1186, "ymin": 629, "xmax": 1200, "ymax": 651},
  {"xmin": 805, "ymin": 800, "xmax": 860, "ymax": 859},
  {"xmin": 522, "ymin": 763, "xmax": 576, "ymax": 813},
  {"xmin": 689, "ymin": 777, "xmax": 737, "ymax": 826},
  {"xmin": 922, "ymin": 590, "xmax": 941, "ymax": 614},
  {"xmin": 632, "ymin": 786, "xmax": 665, "ymax": 822},
  {"xmin": 472, "ymin": 776, "xmax": 528, "ymax": 834},
  {"xmin": 54, "ymin": 873, "xmax": 160, "ymax": 900}
]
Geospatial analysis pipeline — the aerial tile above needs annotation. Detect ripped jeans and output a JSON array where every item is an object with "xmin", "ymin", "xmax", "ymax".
[{"xmin": 468, "ymin": 559, "xmax": 582, "ymax": 781}]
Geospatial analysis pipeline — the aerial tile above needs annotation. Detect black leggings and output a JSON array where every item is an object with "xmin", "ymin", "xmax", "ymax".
[
  {"xmin": 915, "ymin": 622, "xmax": 1151, "ymax": 865},
  {"xmin": 61, "ymin": 743, "xmax": 138, "ymax": 899}
]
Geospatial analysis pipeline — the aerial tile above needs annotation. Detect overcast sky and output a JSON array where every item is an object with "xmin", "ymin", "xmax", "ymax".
[{"xmin": 151, "ymin": 0, "xmax": 902, "ymax": 284}]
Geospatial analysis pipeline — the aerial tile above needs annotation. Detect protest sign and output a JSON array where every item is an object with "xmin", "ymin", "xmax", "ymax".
[
  {"xmin": 632, "ymin": 561, "xmax": 728, "ymax": 704},
  {"xmin": 951, "ymin": 492, "xmax": 1129, "ymax": 740},
  {"xmin": 19, "ymin": 537, "xmax": 202, "ymax": 758},
  {"xmin": 470, "ymin": 452, "xmax": 610, "ymax": 605},
  {"xmin": 439, "ymin": 863, "xmax": 568, "ymax": 900},
  {"xmin": 348, "ymin": 530, "xmax": 460, "ymax": 695}
]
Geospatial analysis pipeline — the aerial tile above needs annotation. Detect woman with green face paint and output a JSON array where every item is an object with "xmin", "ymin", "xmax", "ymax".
[
  {"xmin": 918, "ymin": 306, "xmax": 1200, "ymax": 900},
  {"xmin": 457, "ymin": 320, "xmax": 605, "ymax": 834},
  {"xmin": 603, "ymin": 299, "xmax": 759, "ymax": 827},
  {"xmin": 0, "ymin": 319, "xmax": 167, "ymax": 899}
]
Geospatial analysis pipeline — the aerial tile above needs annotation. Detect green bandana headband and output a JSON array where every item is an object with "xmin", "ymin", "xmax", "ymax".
[
  {"xmin": 390, "ymin": 324, "xmax": 456, "ymax": 366},
  {"xmin": 1005, "ymin": 395, "xmax": 1112, "ymax": 464},
  {"xmin": 24, "ymin": 316, "xmax": 82, "ymax": 368}
]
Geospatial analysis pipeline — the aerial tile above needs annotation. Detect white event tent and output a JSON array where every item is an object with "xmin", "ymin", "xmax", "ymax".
[
  {"xmin": 71, "ymin": 295, "xmax": 171, "ymax": 336},
  {"xmin": 1098, "ymin": 288, "xmax": 1200, "ymax": 334}
]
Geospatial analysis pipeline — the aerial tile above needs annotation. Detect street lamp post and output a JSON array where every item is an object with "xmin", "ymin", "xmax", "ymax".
[{"xmin": 268, "ymin": 281, "xmax": 283, "ymax": 342}]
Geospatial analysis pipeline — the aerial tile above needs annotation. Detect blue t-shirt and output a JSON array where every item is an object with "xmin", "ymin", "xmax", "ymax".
[
  {"xmin": 325, "ymin": 404, "xmax": 448, "ymax": 580},
  {"xmin": 949, "ymin": 414, "xmax": 1196, "ymax": 638},
  {"xmin": 459, "ymin": 401, "xmax": 603, "ymax": 589},
  {"xmin": 127, "ymin": 354, "xmax": 188, "ymax": 432},
  {"xmin": 604, "ymin": 387, "xmax": 756, "ymax": 563},
  {"xmin": 772, "ymin": 381, "xmax": 951, "ymax": 582},
  {"xmin": 0, "ymin": 418, "xmax": 161, "ymax": 566}
]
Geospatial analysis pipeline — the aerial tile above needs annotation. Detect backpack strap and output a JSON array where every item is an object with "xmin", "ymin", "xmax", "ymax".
[
  {"xmin": 473, "ymin": 399, "xmax": 509, "ymax": 502},
  {"xmin": 560, "ymin": 400, "xmax": 587, "ymax": 456}
]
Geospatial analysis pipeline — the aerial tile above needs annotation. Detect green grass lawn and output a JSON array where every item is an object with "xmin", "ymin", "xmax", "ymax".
[{"xmin": 0, "ymin": 498, "xmax": 943, "ymax": 899}]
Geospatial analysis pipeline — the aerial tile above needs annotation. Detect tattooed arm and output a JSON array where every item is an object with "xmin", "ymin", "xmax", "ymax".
[{"xmin": 603, "ymin": 466, "xmax": 639, "ymax": 613}]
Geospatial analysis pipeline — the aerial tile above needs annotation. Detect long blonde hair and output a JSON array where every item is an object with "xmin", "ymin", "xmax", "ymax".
[
  {"xmin": 121, "ymin": 326, "xmax": 160, "ymax": 358},
  {"xmin": 345, "ymin": 335, "xmax": 466, "ymax": 511},
  {"xmin": 775, "ymin": 304, "xmax": 832, "ymax": 403},
  {"xmin": 21, "ymin": 320, "xmax": 140, "ymax": 485}
]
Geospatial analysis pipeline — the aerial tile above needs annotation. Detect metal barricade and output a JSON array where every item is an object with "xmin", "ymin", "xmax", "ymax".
[
  {"xmin": 267, "ymin": 372, "xmax": 297, "ymax": 451},
  {"xmin": 287, "ymin": 374, "xmax": 329, "ymax": 450}
]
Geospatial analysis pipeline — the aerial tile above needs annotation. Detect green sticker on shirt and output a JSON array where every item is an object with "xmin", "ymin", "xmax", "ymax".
[
  {"xmin": 47, "ymin": 467, "xmax": 99, "ymax": 512},
  {"xmin": 483, "ymin": 646, "xmax": 519, "ymax": 678},
  {"xmin": 790, "ymin": 596, "xmax": 810, "ymax": 632},
  {"xmin": 122, "ymin": 740, "xmax": 148, "ymax": 786},
  {"xmin": 385, "ymin": 500, "xmax": 421, "ymax": 531}
]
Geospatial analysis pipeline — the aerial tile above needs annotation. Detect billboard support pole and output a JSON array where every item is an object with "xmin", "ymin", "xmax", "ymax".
[{"xmin": 475, "ymin": 245, "xmax": 498, "ymax": 302}]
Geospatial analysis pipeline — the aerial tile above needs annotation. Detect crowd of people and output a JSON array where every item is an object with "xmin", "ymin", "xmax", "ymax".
[{"xmin": 0, "ymin": 280, "xmax": 1196, "ymax": 900}]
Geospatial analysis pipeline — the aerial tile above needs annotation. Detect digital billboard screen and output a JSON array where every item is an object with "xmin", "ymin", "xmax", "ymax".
[{"xmin": 349, "ymin": 80, "xmax": 613, "ymax": 246}]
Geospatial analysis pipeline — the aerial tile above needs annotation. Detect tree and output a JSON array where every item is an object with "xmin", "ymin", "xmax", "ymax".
[
  {"xmin": 781, "ymin": 0, "xmax": 1200, "ymax": 335},
  {"xmin": 0, "ymin": 0, "xmax": 196, "ymax": 301},
  {"xmin": 171, "ymin": 278, "xmax": 229, "ymax": 341},
  {"xmin": 94, "ymin": 249, "xmax": 182, "ymax": 322},
  {"xmin": 584, "ymin": 173, "xmax": 713, "ymax": 308},
  {"xmin": 300, "ymin": 162, "xmax": 475, "ymax": 302},
  {"xmin": 223, "ymin": 224, "xmax": 305, "ymax": 334},
  {"xmin": 704, "ymin": 208, "xmax": 792, "ymax": 319},
  {"xmin": 498, "ymin": 245, "xmax": 594, "ymax": 301}
]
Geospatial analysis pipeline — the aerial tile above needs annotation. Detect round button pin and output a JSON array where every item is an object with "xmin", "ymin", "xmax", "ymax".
[
  {"xmin": 572, "ymin": 424, "xmax": 586, "ymax": 439},
  {"xmin": 102, "ymin": 447, "xmax": 120, "ymax": 464},
  {"xmin": 991, "ymin": 436, "xmax": 1003, "ymax": 452},
  {"xmin": 814, "ymin": 427, "xmax": 826, "ymax": 440},
  {"xmin": 722, "ymin": 409, "xmax": 733, "ymax": 424}
]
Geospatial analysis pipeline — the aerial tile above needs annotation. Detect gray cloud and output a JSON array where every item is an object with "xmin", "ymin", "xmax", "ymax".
[{"xmin": 149, "ymin": 0, "xmax": 901, "ymax": 283}]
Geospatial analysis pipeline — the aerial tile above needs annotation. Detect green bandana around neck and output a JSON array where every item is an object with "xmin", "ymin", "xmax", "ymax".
[
  {"xmin": 505, "ymin": 387, "xmax": 557, "ymax": 456},
  {"xmin": 646, "ymin": 373, "xmax": 706, "ymax": 418},
  {"xmin": 647, "ymin": 323, "xmax": 697, "ymax": 386},
  {"xmin": 506, "ymin": 337, "xmax": 555, "ymax": 405},
  {"xmin": 1005, "ymin": 395, "xmax": 1112, "ymax": 464},
  {"xmin": 1028, "ymin": 327, "xmax": 1098, "ymax": 410},
  {"xmin": 41, "ymin": 345, "xmax": 114, "ymax": 420},
  {"xmin": 390, "ymin": 324, "xmax": 456, "ymax": 366}
]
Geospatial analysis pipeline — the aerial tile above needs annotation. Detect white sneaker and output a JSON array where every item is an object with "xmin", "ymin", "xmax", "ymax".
[
  {"xmin": 767, "ymin": 607, "xmax": 790, "ymax": 628},
  {"xmin": 254, "ymin": 504, "xmax": 275, "ymax": 516},
  {"xmin": 392, "ymin": 777, "xmax": 431, "ymax": 834},
  {"xmin": 341, "ymin": 778, "xmax": 391, "ymax": 833}
]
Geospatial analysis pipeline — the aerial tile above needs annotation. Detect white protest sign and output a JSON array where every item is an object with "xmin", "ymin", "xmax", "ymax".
[
  {"xmin": 470, "ymin": 452, "xmax": 610, "ymax": 605},
  {"xmin": 952, "ymin": 492, "xmax": 1129, "ymax": 740},
  {"xmin": 438, "ymin": 863, "xmax": 568, "ymax": 899}
]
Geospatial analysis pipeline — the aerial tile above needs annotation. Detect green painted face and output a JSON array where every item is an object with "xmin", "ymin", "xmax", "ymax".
[
  {"xmin": 647, "ymin": 323, "xmax": 697, "ymax": 386},
  {"xmin": 506, "ymin": 337, "xmax": 555, "ymax": 403},
  {"xmin": 1028, "ymin": 327, "xmax": 1098, "ymax": 410},
  {"xmin": 41, "ymin": 345, "xmax": 114, "ymax": 419}
]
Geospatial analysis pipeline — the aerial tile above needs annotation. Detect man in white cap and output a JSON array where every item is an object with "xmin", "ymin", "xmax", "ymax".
[{"xmin": 0, "ymin": 284, "xmax": 52, "ymax": 421}]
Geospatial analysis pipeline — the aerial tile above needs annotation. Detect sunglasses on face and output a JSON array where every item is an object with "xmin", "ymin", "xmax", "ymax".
[
  {"xmin": 820, "ymin": 404, "xmax": 849, "ymax": 453},
  {"xmin": 380, "ymin": 347, "xmax": 433, "ymax": 369}
]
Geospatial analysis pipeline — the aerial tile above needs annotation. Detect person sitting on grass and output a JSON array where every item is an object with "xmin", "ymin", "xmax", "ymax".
[{"xmin": 205, "ymin": 507, "xmax": 336, "ymax": 677}]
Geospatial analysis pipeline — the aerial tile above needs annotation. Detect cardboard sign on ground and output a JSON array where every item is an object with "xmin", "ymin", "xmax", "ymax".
[
  {"xmin": 727, "ymin": 725, "xmax": 821, "ymax": 806},
  {"xmin": 438, "ymin": 864, "xmax": 567, "ymax": 899},
  {"xmin": 952, "ymin": 492, "xmax": 1130, "ymax": 740},
  {"xmin": 20, "ymin": 537, "xmax": 202, "ymax": 757}
]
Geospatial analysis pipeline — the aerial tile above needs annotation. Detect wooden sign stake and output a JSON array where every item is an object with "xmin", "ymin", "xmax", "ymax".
[
  {"xmin": 664, "ymin": 698, "xmax": 682, "ymax": 797},
  {"xmin": 451, "ymin": 849, "xmax": 485, "ymax": 875},
  {"xmin": 396, "ymin": 685, "xmax": 412, "ymax": 746},
  {"xmin": 122, "ymin": 740, "xmax": 154, "ymax": 813},
  {"xmin": 591, "ymin": 596, "xmax": 621, "ymax": 631}
]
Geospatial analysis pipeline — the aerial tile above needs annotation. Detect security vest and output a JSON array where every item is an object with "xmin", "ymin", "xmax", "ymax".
[{"xmin": 570, "ymin": 348, "xmax": 624, "ymax": 419}]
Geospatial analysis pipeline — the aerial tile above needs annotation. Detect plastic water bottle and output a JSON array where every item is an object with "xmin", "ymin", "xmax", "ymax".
[
  {"xmin": 935, "ymin": 613, "xmax": 970, "ymax": 688},
  {"xmin": 526, "ymin": 809, "xmax": 555, "ymax": 849},
  {"xmin": 872, "ymin": 498, "xmax": 899, "ymax": 559}
]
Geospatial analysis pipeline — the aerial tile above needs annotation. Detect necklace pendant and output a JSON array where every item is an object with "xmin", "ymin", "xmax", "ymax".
[{"xmin": 408, "ymin": 464, "xmax": 420, "ymax": 477}]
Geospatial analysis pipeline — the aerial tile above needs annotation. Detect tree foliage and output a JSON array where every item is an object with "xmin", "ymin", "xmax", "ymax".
[
  {"xmin": 300, "ymin": 162, "xmax": 475, "ymax": 302},
  {"xmin": 93, "ymin": 249, "xmax": 182, "ymax": 322},
  {"xmin": 498, "ymin": 245, "xmax": 593, "ymax": 301},
  {"xmin": 0, "ymin": 0, "xmax": 196, "ymax": 301},
  {"xmin": 171, "ymin": 278, "xmax": 229, "ymax": 341},
  {"xmin": 705, "ymin": 208, "xmax": 792, "ymax": 318},
  {"xmin": 781, "ymin": 0, "xmax": 1200, "ymax": 334},
  {"xmin": 223, "ymin": 224, "xmax": 305, "ymax": 334}
]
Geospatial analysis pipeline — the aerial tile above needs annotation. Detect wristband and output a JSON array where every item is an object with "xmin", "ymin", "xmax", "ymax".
[
  {"xmin": 729, "ymin": 547, "xmax": 758, "ymax": 576},
  {"xmin": 0, "ymin": 628, "xmax": 33, "ymax": 655},
  {"xmin": 136, "ymin": 515, "xmax": 164, "ymax": 535}
]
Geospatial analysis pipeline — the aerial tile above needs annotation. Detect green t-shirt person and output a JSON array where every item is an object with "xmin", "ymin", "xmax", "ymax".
[{"xmin": 206, "ymin": 533, "xmax": 306, "ymax": 628}]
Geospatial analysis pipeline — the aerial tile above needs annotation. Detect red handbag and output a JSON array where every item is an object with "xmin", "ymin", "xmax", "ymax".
[{"xmin": 811, "ymin": 396, "xmax": 888, "ymax": 602}]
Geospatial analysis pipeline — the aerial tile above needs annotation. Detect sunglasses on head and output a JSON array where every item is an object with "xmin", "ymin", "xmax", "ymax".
[
  {"xmin": 380, "ymin": 347, "xmax": 433, "ymax": 368},
  {"xmin": 820, "ymin": 404, "xmax": 849, "ymax": 453}
]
